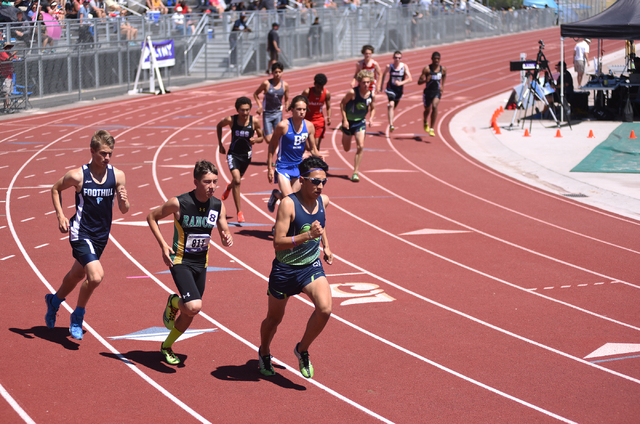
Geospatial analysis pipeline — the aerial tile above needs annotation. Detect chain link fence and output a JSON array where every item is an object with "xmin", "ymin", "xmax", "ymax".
[{"xmin": 0, "ymin": 1, "xmax": 603, "ymax": 111}]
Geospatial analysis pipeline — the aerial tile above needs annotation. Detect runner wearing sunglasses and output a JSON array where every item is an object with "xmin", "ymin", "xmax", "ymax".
[{"xmin": 258, "ymin": 156, "xmax": 333, "ymax": 379}]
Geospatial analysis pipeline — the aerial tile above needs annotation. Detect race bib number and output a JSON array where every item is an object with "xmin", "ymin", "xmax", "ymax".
[
  {"xmin": 185, "ymin": 234, "xmax": 211, "ymax": 253},
  {"xmin": 207, "ymin": 209, "xmax": 219, "ymax": 227}
]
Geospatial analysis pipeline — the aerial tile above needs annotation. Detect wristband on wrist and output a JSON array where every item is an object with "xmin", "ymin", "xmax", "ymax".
[
  {"xmin": 292, "ymin": 236, "xmax": 297, "ymax": 246},
  {"xmin": 307, "ymin": 231, "xmax": 311, "ymax": 240}
]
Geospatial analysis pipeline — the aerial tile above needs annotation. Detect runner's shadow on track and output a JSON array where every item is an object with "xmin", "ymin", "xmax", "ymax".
[
  {"xmin": 9, "ymin": 326, "xmax": 80, "ymax": 350},
  {"xmin": 234, "ymin": 229, "xmax": 273, "ymax": 241},
  {"xmin": 326, "ymin": 172, "xmax": 351, "ymax": 181},
  {"xmin": 211, "ymin": 359, "xmax": 306, "ymax": 391},
  {"xmin": 394, "ymin": 135, "xmax": 427, "ymax": 143},
  {"xmin": 100, "ymin": 351, "xmax": 186, "ymax": 373}
]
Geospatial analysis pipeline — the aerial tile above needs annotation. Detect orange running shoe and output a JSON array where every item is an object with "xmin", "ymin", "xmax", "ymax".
[
  {"xmin": 237, "ymin": 211, "xmax": 245, "ymax": 223},
  {"xmin": 222, "ymin": 183, "xmax": 232, "ymax": 201}
]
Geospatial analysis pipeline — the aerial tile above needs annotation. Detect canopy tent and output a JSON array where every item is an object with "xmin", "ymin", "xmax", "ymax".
[
  {"xmin": 523, "ymin": 0, "xmax": 557, "ymax": 9},
  {"xmin": 560, "ymin": 0, "xmax": 640, "ymax": 40}
]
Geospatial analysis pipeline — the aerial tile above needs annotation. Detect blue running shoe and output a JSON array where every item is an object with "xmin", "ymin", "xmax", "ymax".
[
  {"xmin": 70, "ymin": 313, "xmax": 84, "ymax": 340},
  {"xmin": 45, "ymin": 294, "xmax": 59, "ymax": 329}
]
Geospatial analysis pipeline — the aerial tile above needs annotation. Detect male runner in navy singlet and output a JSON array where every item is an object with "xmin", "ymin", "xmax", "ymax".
[
  {"xmin": 45, "ymin": 130, "xmax": 129, "ymax": 340},
  {"xmin": 217, "ymin": 96, "xmax": 264, "ymax": 224},
  {"xmin": 147, "ymin": 160, "xmax": 233, "ymax": 365},
  {"xmin": 418, "ymin": 51, "xmax": 446, "ymax": 137},
  {"xmin": 258, "ymin": 156, "xmax": 333, "ymax": 379}
]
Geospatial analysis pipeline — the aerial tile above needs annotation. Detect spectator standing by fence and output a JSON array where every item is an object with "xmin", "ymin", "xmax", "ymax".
[
  {"xmin": 307, "ymin": 16, "xmax": 321, "ymax": 58},
  {"xmin": 229, "ymin": 13, "xmax": 251, "ymax": 67},
  {"xmin": 266, "ymin": 22, "xmax": 280, "ymax": 74}
]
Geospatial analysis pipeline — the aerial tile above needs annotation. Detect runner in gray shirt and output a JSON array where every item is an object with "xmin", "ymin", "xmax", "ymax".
[{"xmin": 254, "ymin": 61, "xmax": 290, "ymax": 150}]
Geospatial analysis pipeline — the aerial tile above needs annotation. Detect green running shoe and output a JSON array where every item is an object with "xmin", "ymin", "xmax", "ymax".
[
  {"xmin": 258, "ymin": 347, "xmax": 275, "ymax": 376},
  {"xmin": 161, "ymin": 343, "xmax": 180, "ymax": 365},
  {"xmin": 163, "ymin": 294, "xmax": 179, "ymax": 330},
  {"xmin": 294, "ymin": 343, "xmax": 313, "ymax": 379}
]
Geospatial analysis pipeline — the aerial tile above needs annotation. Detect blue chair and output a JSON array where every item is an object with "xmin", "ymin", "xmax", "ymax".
[{"xmin": 11, "ymin": 73, "xmax": 34, "ymax": 110}]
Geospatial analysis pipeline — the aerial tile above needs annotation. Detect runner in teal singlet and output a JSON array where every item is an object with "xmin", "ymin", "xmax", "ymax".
[
  {"xmin": 340, "ymin": 69, "xmax": 375, "ymax": 182},
  {"xmin": 258, "ymin": 156, "xmax": 333, "ymax": 380}
]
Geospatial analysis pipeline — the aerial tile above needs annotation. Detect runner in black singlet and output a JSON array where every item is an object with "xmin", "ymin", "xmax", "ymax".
[
  {"xmin": 147, "ymin": 160, "xmax": 233, "ymax": 365},
  {"xmin": 217, "ymin": 96, "xmax": 264, "ymax": 223},
  {"xmin": 418, "ymin": 51, "xmax": 447, "ymax": 137}
]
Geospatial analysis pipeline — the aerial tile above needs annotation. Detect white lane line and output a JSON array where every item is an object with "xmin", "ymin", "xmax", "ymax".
[
  {"xmin": 5, "ymin": 99, "xmax": 228, "ymax": 424},
  {"xmin": 0, "ymin": 383, "xmax": 35, "ymax": 424},
  {"xmin": 147, "ymin": 110, "xmax": 396, "ymax": 423}
]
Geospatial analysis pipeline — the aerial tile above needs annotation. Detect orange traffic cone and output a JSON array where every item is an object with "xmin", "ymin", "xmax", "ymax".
[
  {"xmin": 494, "ymin": 123, "xmax": 501, "ymax": 135},
  {"xmin": 587, "ymin": 130, "xmax": 595, "ymax": 138},
  {"xmin": 523, "ymin": 129, "xmax": 531, "ymax": 137},
  {"xmin": 499, "ymin": 105, "xmax": 504, "ymax": 113},
  {"xmin": 630, "ymin": 130, "xmax": 637, "ymax": 139},
  {"xmin": 554, "ymin": 129, "xmax": 562, "ymax": 138}
]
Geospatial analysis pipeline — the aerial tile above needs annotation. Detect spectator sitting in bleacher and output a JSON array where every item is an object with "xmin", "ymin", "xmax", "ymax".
[
  {"xmin": 0, "ymin": 37, "xmax": 16, "ymax": 110},
  {"xmin": 147, "ymin": 0, "xmax": 169, "ymax": 14},
  {"xmin": 119, "ymin": 9, "xmax": 138, "ymax": 40},
  {"xmin": 27, "ymin": 2, "xmax": 38, "ymax": 20},
  {"xmin": 208, "ymin": 0, "xmax": 225, "ymax": 14},
  {"xmin": 172, "ymin": 6, "xmax": 194, "ymax": 34},
  {"xmin": 11, "ymin": 11, "xmax": 32, "ymax": 45},
  {"xmin": 178, "ymin": 0, "xmax": 191, "ymax": 13},
  {"xmin": 66, "ymin": 0, "xmax": 81, "ymax": 19},
  {"xmin": 247, "ymin": 0, "xmax": 259, "ymax": 10},
  {"xmin": 89, "ymin": 0, "xmax": 108, "ymax": 18},
  {"xmin": 36, "ymin": 12, "xmax": 54, "ymax": 52},
  {"xmin": 49, "ymin": 2, "xmax": 65, "ymax": 21},
  {"xmin": 104, "ymin": 0, "xmax": 122, "ymax": 14},
  {"xmin": 323, "ymin": 0, "xmax": 336, "ymax": 8},
  {"xmin": 14, "ymin": 0, "xmax": 30, "ymax": 12}
]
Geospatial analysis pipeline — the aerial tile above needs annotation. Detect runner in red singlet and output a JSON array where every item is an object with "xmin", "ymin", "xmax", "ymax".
[
  {"xmin": 351, "ymin": 44, "xmax": 381, "ymax": 96},
  {"xmin": 302, "ymin": 73, "xmax": 332, "ymax": 150}
]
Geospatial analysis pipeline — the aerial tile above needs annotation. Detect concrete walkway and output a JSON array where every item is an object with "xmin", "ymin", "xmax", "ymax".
[{"xmin": 450, "ymin": 51, "xmax": 640, "ymax": 222}]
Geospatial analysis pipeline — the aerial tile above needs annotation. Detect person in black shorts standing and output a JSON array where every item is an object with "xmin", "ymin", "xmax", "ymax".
[
  {"xmin": 147, "ymin": 160, "xmax": 233, "ymax": 365},
  {"xmin": 418, "ymin": 51, "xmax": 446, "ymax": 137},
  {"xmin": 258, "ymin": 156, "xmax": 333, "ymax": 379},
  {"xmin": 45, "ymin": 130, "xmax": 129, "ymax": 340},
  {"xmin": 217, "ymin": 97, "xmax": 264, "ymax": 224},
  {"xmin": 379, "ymin": 50, "xmax": 413, "ymax": 132},
  {"xmin": 266, "ymin": 22, "xmax": 281, "ymax": 74}
]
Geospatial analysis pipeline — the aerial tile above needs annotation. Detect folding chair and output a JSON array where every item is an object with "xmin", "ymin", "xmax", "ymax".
[{"xmin": 11, "ymin": 73, "xmax": 33, "ymax": 110}]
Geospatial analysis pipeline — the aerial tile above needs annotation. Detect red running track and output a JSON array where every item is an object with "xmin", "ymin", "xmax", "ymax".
[{"xmin": 1, "ymin": 27, "xmax": 639, "ymax": 423}]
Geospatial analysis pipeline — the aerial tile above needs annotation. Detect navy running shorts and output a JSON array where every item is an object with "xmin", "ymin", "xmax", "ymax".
[
  {"xmin": 71, "ymin": 238, "xmax": 106, "ymax": 267},
  {"xmin": 170, "ymin": 263, "xmax": 207, "ymax": 303},
  {"xmin": 340, "ymin": 120, "xmax": 366, "ymax": 136},
  {"xmin": 423, "ymin": 91, "xmax": 441, "ymax": 108},
  {"xmin": 227, "ymin": 154, "xmax": 251, "ymax": 177},
  {"xmin": 267, "ymin": 258, "xmax": 326, "ymax": 299},
  {"xmin": 385, "ymin": 88, "xmax": 403, "ymax": 107}
]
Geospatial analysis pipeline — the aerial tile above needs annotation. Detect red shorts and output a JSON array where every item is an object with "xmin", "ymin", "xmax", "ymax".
[{"xmin": 311, "ymin": 118, "xmax": 326, "ymax": 140}]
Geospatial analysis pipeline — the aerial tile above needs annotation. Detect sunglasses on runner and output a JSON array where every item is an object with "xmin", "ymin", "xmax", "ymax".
[{"xmin": 302, "ymin": 177, "xmax": 328, "ymax": 186}]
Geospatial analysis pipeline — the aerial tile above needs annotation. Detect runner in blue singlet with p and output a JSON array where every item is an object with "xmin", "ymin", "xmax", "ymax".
[{"xmin": 266, "ymin": 95, "xmax": 321, "ymax": 213}]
